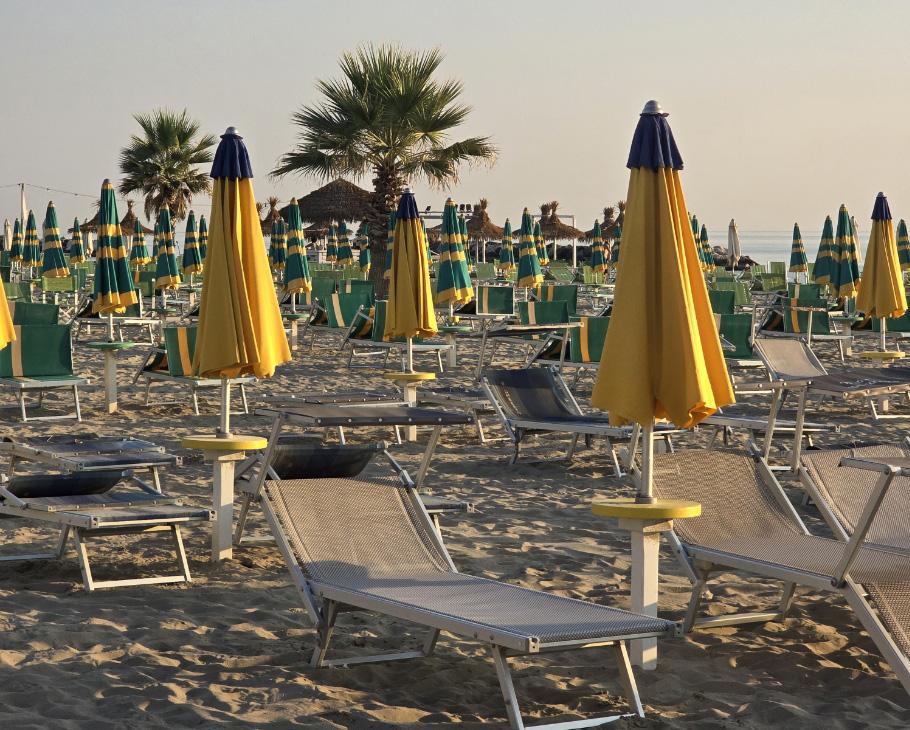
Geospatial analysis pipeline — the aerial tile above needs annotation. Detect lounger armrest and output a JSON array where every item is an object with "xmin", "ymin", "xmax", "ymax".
[{"xmin": 831, "ymin": 458, "xmax": 902, "ymax": 587}]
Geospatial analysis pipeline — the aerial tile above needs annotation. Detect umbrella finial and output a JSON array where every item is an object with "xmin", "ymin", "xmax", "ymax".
[
  {"xmin": 224, "ymin": 126, "xmax": 239, "ymax": 137},
  {"xmin": 212, "ymin": 127, "xmax": 253, "ymax": 179},
  {"xmin": 641, "ymin": 100, "xmax": 668, "ymax": 116}
]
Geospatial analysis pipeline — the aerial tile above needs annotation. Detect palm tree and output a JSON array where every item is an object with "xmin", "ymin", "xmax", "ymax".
[
  {"xmin": 271, "ymin": 44, "xmax": 496, "ymax": 293},
  {"xmin": 119, "ymin": 109, "xmax": 216, "ymax": 223}
]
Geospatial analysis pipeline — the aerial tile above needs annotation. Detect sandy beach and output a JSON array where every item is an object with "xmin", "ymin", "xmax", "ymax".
[{"xmin": 0, "ymin": 331, "xmax": 905, "ymax": 729}]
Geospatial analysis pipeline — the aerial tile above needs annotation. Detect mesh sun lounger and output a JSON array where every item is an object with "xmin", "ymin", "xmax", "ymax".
[
  {"xmin": 0, "ymin": 469, "xmax": 212, "ymax": 591},
  {"xmin": 653, "ymin": 449, "xmax": 910, "ymax": 695},
  {"xmin": 254, "ymin": 404, "xmax": 473, "ymax": 488},
  {"xmin": 799, "ymin": 443, "xmax": 910, "ymax": 549},
  {"xmin": 257, "ymin": 469, "xmax": 678, "ymax": 728},
  {"xmin": 482, "ymin": 367, "xmax": 675, "ymax": 472},
  {"xmin": 0, "ymin": 433, "xmax": 179, "ymax": 493},
  {"xmin": 135, "ymin": 326, "xmax": 254, "ymax": 415},
  {"xmin": 234, "ymin": 439, "xmax": 473, "ymax": 544},
  {"xmin": 0, "ymin": 324, "xmax": 86, "ymax": 422},
  {"xmin": 418, "ymin": 386, "xmax": 501, "ymax": 443}
]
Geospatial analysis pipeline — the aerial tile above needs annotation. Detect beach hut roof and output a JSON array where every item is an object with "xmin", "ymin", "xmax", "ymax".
[
  {"xmin": 537, "ymin": 201, "xmax": 584, "ymax": 240},
  {"xmin": 586, "ymin": 206, "xmax": 620, "ymax": 239},
  {"xmin": 465, "ymin": 198, "xmax": 504, "ymax": 240},
  {"xmin": 288, "ymin": 178, "xmax": 372, "ymax": 224},
  {"xmin": 69, "ymin": 199, "xmax": 153, "ymax": 234}
]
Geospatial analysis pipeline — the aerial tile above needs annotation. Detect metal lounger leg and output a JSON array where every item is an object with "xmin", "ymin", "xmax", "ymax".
[
  {"xmin": 192, "ymin": 387, "xmax": 200, "ymax": 416},
  {"xmin": 240, "ymin": 384, "xmax": 249, "ymax": 414},
  {"xmin": 612, "ymin": 642, "xmax": 644, "ymax": 718},
  {"xmin": 73, "ymin": 530, "xmax": 95, "ymax": 592},
  {"xmin": 73, "ymin": 385, "xmax": 82, "ymax": 422},
  {"xmin": 310, "ymin": 599, "xmax": 339, "ymax": 667},
  {"xmin": 415, "ymin": 426, "xmax": 442, "ymax": 488},
  {"xmin": 491, "ymin": 646, "xmax": 525, "ymax": 730},
  {"xmin": 566, "ymin": 433, "xmax": 579, "ymax": 461},
  {"xmin": 18, "ymin": 391, "xmax": 27, "ymax": 422}
]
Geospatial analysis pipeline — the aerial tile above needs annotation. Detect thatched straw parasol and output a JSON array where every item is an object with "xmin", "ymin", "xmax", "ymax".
[
  {"xmin": 586, "ymin": 206, "xmax": 618, "ymax": 239},
  {"xmin": 287, "ymin": 178, "xmax": 372, "ymax": 224},
  {"xmin": 261, "ymin": 196, "xmax": 284, "ymax": 235},
  {"xmin": 465, "ymin": 198, "xmax": 503, "ymax": 240},
  {"xmin": 537, "ymin": 201, "xmax": 584, "ymax": 240},
  {"xmin": 70, "ymin": 198, "xmax": 154, "ymax": 235}
]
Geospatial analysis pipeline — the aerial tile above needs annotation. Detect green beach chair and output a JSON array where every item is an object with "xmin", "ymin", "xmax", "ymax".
[
  {"xmin": 4, "ymin": 281, "xmax": 32, "ymax": 303},
  {"xmin": 0, "ymin": 324, "xmax": 86, "ymax": 422},
  {"xmin": 342, "ymin": 299, "xmax": 448, "ymax": 370},
  {"xmin": 474, "ymin": 262, "xmax": 496, "ymax": 282},
  {"xmin": 10, "ymin": 301, "xmax": 59, "ymax": 325},
  {"xmin": 454, "ymin": 285, "xmax": 514, "ymax": 320},
  {"xmin": 716, "ymin": 313, "xmax": 759, "ymax": 366},
  {"xmin": 708, "ymin": 289, "xmax": 735, "ymax": 315},
  {"xmin": 532, "ymin": 284, "xmax": 578, "ymax": 315},
  {"xmin": 136, "ymin": 325, "xmax": 254, "ymax": 415}
]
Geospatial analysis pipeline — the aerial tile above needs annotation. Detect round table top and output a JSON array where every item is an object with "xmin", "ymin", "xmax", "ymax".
[
  {"xmin": 440, "ymin": 325, "xmax": 472, "ymax": 334},
  {"xmin": 182, "ymin": 434, "xmax": 267, "ymax": 451},
  {"xmin": 856, "ymin": 351, "xmax": 906, "ymax": 360},
  {"xmin": 592, "ymin": 498, "xmax": 702, "ymax": 520},
  {"xmin": 283, "ymin": 313, "xmax": 306, "ymax": 321},
  {"xmin": 382, "ymin": 371, "xmax": 436, "ymax": 382},
  {"xmin": 85, "ymin": 340, "xmax": 137, "ymax": 351}
]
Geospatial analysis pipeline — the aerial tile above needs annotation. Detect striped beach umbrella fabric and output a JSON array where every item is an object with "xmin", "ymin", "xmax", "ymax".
[
  {"xmin": 130, "ymin": 217, "xmax": 151, "ymax": 266},
  {"xmin": 789, "ymin": 223, "xmax": 808, "ymax": 272},
  {"xmin": 813, "ymin": 216, "xmax": 835, "ymax": 286},
  {"xmin": 269, "ymin": 218, "xmax": 287, "ymax": 272},
  {"xmin": 41, "ymin": 201, "xmax": 69, "ymax": 278},
  {"xmin": 9, "ymin": 219, "xmax": 22, "ymax": 263},
  {"xmin": 283, "ymin": 197, "xmax": 312, "ymax": 295},
  {"xmin": 22, "ymin": 210, "xmax": 41, "ymax": 269},
  {"xmin": 516, "ymin": 207, "xmax": 544, "ymax": 288},
  {"xmin": 590, "ymin": 220, "xmax": 607, "ymax": 275},
  {"xmin": 198, "ymin": 214, "xmax": 208, "ymax": 262},
  {"xmin": 534, "ymin": 220, "xmax": 550, "ymax": 267},
  {"xmin": 182, "ymin": 211, "xmax": 203, "ymax": 276},
  {"xmin": 357, "ymin": 223, "xmax": 371, "ymax": 273},
  {"xmin": 326, "ymin": 223, "xmax": 338, "ymax": 264},
  {"xmin": 92, "ymin": 179, "xmax": 138, "ymax": 314},
  {"xmin": 335, "ymin": 221, "xmax": 354, "ymax": 266},
  {"xmin": 897, "ymin": 219, "xmax": 910, "ymax": 271},
  {"xmin": 434, "ymin": 198, "xmax": 473, "ymax": 306},
  {"xmin": 69, "ymin": 217, "xmax": 86, "ymax": 264},
  {"xmin": 499, "ymin": 218, "xmax": 515, "ymax": 271},
  {"xmin": 154, "ymin": 207, "xmax": 181, "ymax": 289}
]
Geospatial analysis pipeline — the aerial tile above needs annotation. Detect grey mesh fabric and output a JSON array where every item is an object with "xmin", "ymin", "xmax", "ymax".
[
  {"xmin": 265, "ymin": 477, "xmax": 673, "ymax": 644},
  {"xmin": 653, "ymin": 450, "xmax": 910, "ymax": 657},
  {"xmin": 485, "ymin": 369, "xmax": 585, "ymax": 421},
  {"xmin": 754, "ymin": 338, "xmax": 826, "ymax": 380},
  {"xmin": 801, "ymin": 445, "xmax": 910, "ymax": 551}
]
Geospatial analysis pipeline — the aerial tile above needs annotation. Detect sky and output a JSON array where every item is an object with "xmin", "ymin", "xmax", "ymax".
[{"xmin": 2, "ymin": 0, "xmax": 910, "ymax": 245}]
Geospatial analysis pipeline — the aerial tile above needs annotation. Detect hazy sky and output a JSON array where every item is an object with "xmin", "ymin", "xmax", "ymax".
[{"xmin": 2, "ymin": 0, "xmax": 909, "ymax": 244}]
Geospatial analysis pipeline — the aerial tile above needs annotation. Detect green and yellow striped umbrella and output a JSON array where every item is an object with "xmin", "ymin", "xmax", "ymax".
[
  {"xmin": 69, "ymin": 217, "xmax": 86, "ymax": 264},
  {"xmin": 897, "ymin": 219, "xmax": 910, "ymax": 271},
  {"xmin": 129, "ymin": 217, "xmax": 151, "ymax": 267},
  {"xmin": 93, "ymin": 179, "xmax": 138, "ymax": 314},
  {"xmin": 789, "ymin": 223, "xmax": 807, "ymax": 272},
  {"xmin": 326, "ymin": 222, "xmax": 338, "ymax": 264},
  {"xmin": 269, "ymin": 218, "xmax": 287, "ymax": 272},
  {"xmin": 22, "ymin": 210, "xmax": 41, "ymax": 269},
  {"xmin": 182, "ymin": 210, "xmax": 203, "ymax": 276},
  {"xmin": 831, "ymin": 204, "xmax": 859, "ymax": 298},
  {"xmin": 700, "ymin": 224, "xmax": 715, "ymax": 272},
  {"xmin": 383, "ymin": 211, "xmax": 395, "ymax": 279},
  {"xmin": 335, "ymin": 221, "xmax": 354, "ymax": 267},
  {"xmin": 9, "ymin": 219, "xmax": 22, "ymax": 263},
  {"xmin": 847, "ymin": 214, "xmax": 861, "ymax": 286},
  {"xmin": 690, "ymin": 214, "xmax": 701, "ymax": 267},
  {"xmin": 534, "ymin": 220, "xmax": 550, "ymax": 267},
  {"xmin": 590, "ymin": 220, "xmax": 607, "ymax": 275},
  {"xmin": 434, "ymin": 198, "xmax": 474, "ymax": 306},
  {"xmin": 198, "ymin": 214, "xmax": 208, "ymax": 262},
  {"xmin": 357, "ymin": 223, "xmax": 371, "ymax": 273},
  {"xmin": 813, "ymin": 216, "xmax": 835, "ymax": 285},
  {"xmin": 516, "ymin": 207, "xmax": 544, "ymax": 288},
  {"xmin": 610, "ymin": 225, "xmax": 622, "ymax": 270},
  {"xmin": 154, "ymin": 206, "xmax": 181, "ymax": 289},
  {"xmin": 41, "ymin": 201, "xmax": 69, "ymax": 278},
  {"xmin": 457, "ymin": 214, "xmax": 473, "ymax": 270},
  {"xmin": 283, "ymin": 197, "xmax": 311, "ymax": 295},
  {"xmin": 421, "ymin": 217, "xmax": 431, "ymax": 256},
  {"xmin": 857, "ymin": 192, "xmax": 906, "ymax": 320},
  {"xmin": 499, "ymin": 218, "xmax": 515, "ymax": 271}
]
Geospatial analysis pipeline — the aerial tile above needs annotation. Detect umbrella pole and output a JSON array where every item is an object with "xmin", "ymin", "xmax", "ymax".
[
  {"xmin": 881, "ymin": 318, "xmax": 887, "ymax": 352},
  {"xmin": 107, "ymin": 311, "xmax": 115, "ymax": 342},
  {"xmin": 637, "ymin": 420, "xmax": 656, "ymax": 504},
  {"xmin": 218, "ymin": 377, "xmax": 232, "ymax": 437},
  {"xmin": 406, "ymin": 337, "xmax": 414, "ymax": 373}
]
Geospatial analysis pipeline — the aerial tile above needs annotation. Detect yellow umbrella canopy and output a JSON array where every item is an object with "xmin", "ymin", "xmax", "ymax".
[
  {"xmin": 856, "ymin": 192, "xmax": 906, "ymax": 320},
  {"xmin": 592, "ymin": 101, "xmax": 733, "ymax": 432},
  {"xmin": 385, "ymin": 188, "xmax": 437, "ymax": 342},
  {"xmin": 192, "ymin": 127, "xmax": 291, "ymax": 379}
]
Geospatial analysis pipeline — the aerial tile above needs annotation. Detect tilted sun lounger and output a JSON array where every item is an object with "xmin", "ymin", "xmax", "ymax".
[
  {"xmin": 0, "ymin": 324, "xmax": 87, "ymax": 422},
  {"xmin": 799, "ymin": 442, "xmax": 910, "ymax": 549},
  {"xmin": 135, "ymin": 325, "xmax": 254, "ymax": 415},
  {"xmin": 0, "ymin": 469, "xmax": 212, "ymax": 591},
  {"xmin": 482, "ymin": 367, "xmax": 675, "ymax": 472},
  {"xmin": 0, "ymin": 433, "xmax": 179, "ymax": 493},
  {"xmin": 653, "ymin": 449, "xmax": 910, "ymax": 695},
  {"xmin": 256, "ymin": 469, "xmax": 679, "ymax": 728},
  {"xmin": 234, "ymin": 439, "xmax": 473, "ymax": 544}
]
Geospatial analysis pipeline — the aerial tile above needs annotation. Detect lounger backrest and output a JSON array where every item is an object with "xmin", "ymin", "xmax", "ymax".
[
  {"xmin": 781, "ymin": 297, "xmax": 831, "ymax": 335},
  {"xmin": 339, "ymin": 279, "xmax": 374, "ymax": 300},
  {"xmin": 788, "ymin": 283, "xmax": 823, "ymax": 302},
  {"xmin": 263, "ymin": 476, "xmax": 451, "ymax": 584},
  {"xmin": 161, "ymin": 327, "xmax": 197, "ymax": 376},
  {"xmin": 0, "ymin": 324, "xmax": 74, "ymax": 378},
  {"xmin": 10, "ymin": 301, "xmax": 59, "ymax": 325},
  {"xmin": 519, "ymin": 300, "xmax": 569, "ymax": 326},
  {"xmin": 476, "ymin": 285, "xmax": 514, "ymax": 315},
  {"xmin": 800, "ymin": 445, "xmax": 910, "ymax": 549},
  {"xmin": 708, "ymin": 289, "xmax": 735, "ymax": 315},
  {"xmin": 42, "ymin": 274, "xmax": 79, "ymax": 294},
  {"xmin": 270, "ymin": 443, "xmax": 379, "ymax": 480},
  {"xmin": 533, "ymin": 284, "xmax": 578, "ymax": 315},
  {"xmin": 717, "ymin": 313, "xmax": 753, "ymax": 360},
  {"xmin": 4, "ymin": 281, "xmax": 32, "ymax": 302},
  {"xmin": 652, "ymin": 451, "xmax": 804, "ymax": 549},
  {"xmin": 753, "ymin": 337, "xmax": 827, "ymax": 380},
  {"xmin": 5, "ymin": 470, "xmax": 126, "ymax": 499},
  {"xmin": 310, "ymin": 277, "xmax": 337, "ymax": 305},
  {"xmin": 474, "ymin": 262, "xmax": 496, "ymax": 281},
  {"xmin": 326, "ymin": 291, "xmax": 373, "ymax": 328},
  {"xmin": 484, "ymin": 367, "xmax": 578, "ymax": 420},
  {"xmin": 569, "ymin": 316, "xmax": 609, "ymax": 363}
]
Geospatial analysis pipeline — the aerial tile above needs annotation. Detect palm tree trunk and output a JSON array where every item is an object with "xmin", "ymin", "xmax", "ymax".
[{"xmin": 366, "ymin": 164, "xmax": 403, "ymax": 299}]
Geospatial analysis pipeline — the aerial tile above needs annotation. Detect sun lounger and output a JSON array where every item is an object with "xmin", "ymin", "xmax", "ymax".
[
  {"xmin": 234, "ymin": 439, "xmax": 473, "ymax": 544},
  {"xmin": 0, "ymin": 324, "xmax": 86, "ymax": 422},
  {"xmin": 10, "ymin": 300, "xmax": 58, "ymax": 325},
  {"xmin": 256, "ymin": 468, "xmax": 678, "ymax": 728},
  {"xmin": 0, "ymin": 469, "xmax": 212, "ymax": 591},
  {"xmin": 418, "ymin": 386, "xmax": 501, "ymax": 443},
  {"xmin": 71, "ymin": 296, "xmax": 159, "ymax": 343},
  {"xmin": 0, "ymin": 433, "xmax": 179, "ymax": 493},
  {"xmin": 135, "ymin": 326, "xmax": 254, "ymax": 415},
  {"xmin": 528, "ymin": 315, "xmax": 610, "ymax": 381},
  {"xmin": 453, "ymin": 284, "xmax": 515, "ymax": 323},
  {"xmin": 482, "ymin": 367, "xmax": 674, "ymax": 471},
  {"xmin": 302, "ymin": 290, "xmax": 373, "ymax": 348},
  {"xmin": 531, "ymin": 283, "xmax": 578, "ymax": 315},
  {"xmin": 653, "ymin": 449, "xmax": 910, "ymax": 695},
  {"xmin": 758, "ymin": 297, "xmax": 850, "ymax": 361}
]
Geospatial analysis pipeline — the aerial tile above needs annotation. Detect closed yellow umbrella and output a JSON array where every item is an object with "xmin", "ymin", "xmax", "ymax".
[
  {"xmin": 193, "ymin": 127, "xmax": 291, "ymax": 431},
  {"xmin": 385, "ymin": 187, "xmax": 437, "ymax": 370},
  {"xmin": 856, "ymin": 192, "xmax": 906, "ymax": 352},
  {"xmin": 592, "ymin": 100, "xmax": 733, "ymax": 499}
]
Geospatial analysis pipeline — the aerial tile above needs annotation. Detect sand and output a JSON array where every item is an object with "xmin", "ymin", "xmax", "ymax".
[{"xmin": 0, "ymin": 328, "xmax": 909, "ymax": 728}]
